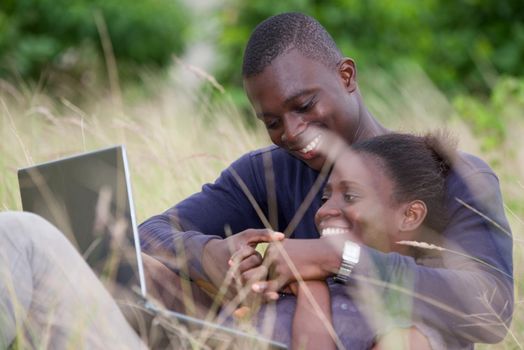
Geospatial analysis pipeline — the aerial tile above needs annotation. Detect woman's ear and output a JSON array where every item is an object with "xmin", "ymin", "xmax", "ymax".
[
  {"xmin": 338, "ymin": 58, "xmax": 358, "ymax": 93},
  {"xmin": 399, "ymin": 200, "xmax": 427, "ymax": 232}
]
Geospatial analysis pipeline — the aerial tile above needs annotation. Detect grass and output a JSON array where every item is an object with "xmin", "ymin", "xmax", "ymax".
[{"xmin": 0, "ymin": 63, "xmax": 523, "ymax": 349}]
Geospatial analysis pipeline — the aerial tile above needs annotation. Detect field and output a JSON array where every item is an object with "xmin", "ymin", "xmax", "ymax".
[{"xmin": 0, "ymin": 64, "xmax": 523, "ymax": 348}]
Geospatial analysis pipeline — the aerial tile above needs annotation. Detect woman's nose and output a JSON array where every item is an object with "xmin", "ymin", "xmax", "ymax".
[{"xmin": 316, "ymin": 201, "xmax": 341, "ymax": 220}]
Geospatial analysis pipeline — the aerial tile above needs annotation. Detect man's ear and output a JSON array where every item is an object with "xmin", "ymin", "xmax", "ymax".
[
  {"xmin": 338, "ymin": 58, "xmax": 358, "ymax": 93},
  {"xmin": 399, "ymin": 200, "xmax": 427, "ymax": 232}
]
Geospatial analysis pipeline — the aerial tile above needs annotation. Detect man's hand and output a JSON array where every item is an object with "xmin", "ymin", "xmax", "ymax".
[{"xmin": 201, "ymin": 229, "xmax": 284, "ymax": 299}]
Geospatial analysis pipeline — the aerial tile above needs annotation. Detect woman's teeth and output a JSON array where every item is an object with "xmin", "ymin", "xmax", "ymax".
[
  {"xmin": 321, "ymin": 227, "xmax": 349, "ymax": 236},
  {"xmin": 300, "ymin": 135, "xmax": 322, "ymax": 154}
]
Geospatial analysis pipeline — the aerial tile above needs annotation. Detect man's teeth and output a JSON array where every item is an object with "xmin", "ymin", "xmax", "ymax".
[
  {"xmin": 321, "ymin": 227, "xmax": 349, "ymax": 236},
  {"xmin": 300, "ymin": 135, "xmax": 322, "ymax": 154}
]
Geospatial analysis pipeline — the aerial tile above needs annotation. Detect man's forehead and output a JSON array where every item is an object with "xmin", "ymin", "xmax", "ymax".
[
  {"xmin": 283, "ymin": 88, "xmax": 317, "ymax": 104},
  {"xmin": 253, "ymin": 49, "xmax": 329, "ymax": 79},
  {"xmin": 259, "ymin": 48, "xmax": 314, "ymax": 70},
  {"xmin": 244, "ymin": 50, "xmax": 338, "ymax": 110},
  {"xmin": 244, "ymin": 63, "xmax": 324, "ymax": 100}
]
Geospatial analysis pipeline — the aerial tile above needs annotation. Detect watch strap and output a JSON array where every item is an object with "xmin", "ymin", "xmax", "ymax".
[
  {"xmin": 334, "ymin": 241, "xmax": 360, "ymax": 284},
  {"xmin": 334, "ymin": 259, "xmax": 355, "ymax": 284}
]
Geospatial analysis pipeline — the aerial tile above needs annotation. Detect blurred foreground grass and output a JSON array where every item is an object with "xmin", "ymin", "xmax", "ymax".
[{"xmin": 0, "ymin": 64, "xmax": 523, "ymax": 348}]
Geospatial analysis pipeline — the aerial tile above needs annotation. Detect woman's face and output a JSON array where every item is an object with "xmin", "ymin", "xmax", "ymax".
[{"xmin": 314, "ymin": 150, "xmax": 410, "ymax": 254}]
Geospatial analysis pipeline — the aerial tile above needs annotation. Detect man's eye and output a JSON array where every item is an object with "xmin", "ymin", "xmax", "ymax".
[
  {"xmin": 265, "ymin": 120, "xmax": 280, "ymax": 130},
  {"xmin": 296, "ymin": 100, "xmax": 315, "ymax": 113}
]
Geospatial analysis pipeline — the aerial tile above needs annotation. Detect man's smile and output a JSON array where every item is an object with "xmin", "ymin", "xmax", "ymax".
[{"xmin": 299, "ymin": 134, "xmax": 322, "ymax": 154}]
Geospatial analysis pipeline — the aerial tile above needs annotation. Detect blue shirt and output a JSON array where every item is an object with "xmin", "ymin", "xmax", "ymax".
[{"xmin": 139, "ymin": 145, "xmax": 513, "ymax": 349}]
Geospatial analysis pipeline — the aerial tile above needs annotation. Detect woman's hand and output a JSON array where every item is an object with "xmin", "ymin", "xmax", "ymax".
[{"xmin": 250, "ymin": 235, "xmax": 347, "ymax": 299}]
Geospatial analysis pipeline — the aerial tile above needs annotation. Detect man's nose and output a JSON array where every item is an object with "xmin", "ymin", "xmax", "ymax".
[{"xmin": 281, "ymin": 115, "xmax": 306, "ymax": 143}]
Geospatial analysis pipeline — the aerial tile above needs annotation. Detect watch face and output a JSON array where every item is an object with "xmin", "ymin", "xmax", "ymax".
[
  {"xmin": 343, "ymin": 241, "xmax": 361, "ymax": 263},
  {"xmin": 336, "ymin": 241, "xmax": 361, "ymax": 284}
]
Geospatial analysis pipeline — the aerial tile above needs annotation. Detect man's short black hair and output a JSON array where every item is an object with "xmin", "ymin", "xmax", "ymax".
[{"xmin": 242, "ymin": 12, "xmax": 342, "ymax": 77}]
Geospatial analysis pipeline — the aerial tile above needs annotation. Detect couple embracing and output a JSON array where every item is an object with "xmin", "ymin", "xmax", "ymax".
[{"xmin": 140, "ymin": 12, "xmax": 513, "ymax": 350}]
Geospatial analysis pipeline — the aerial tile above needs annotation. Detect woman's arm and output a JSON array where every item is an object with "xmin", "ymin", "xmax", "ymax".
[{"xmin": 292, "ymin": 281, "xmax": 337, "ymax": 350}]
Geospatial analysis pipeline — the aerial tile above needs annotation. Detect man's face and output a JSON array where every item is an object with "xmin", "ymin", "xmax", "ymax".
[{"xmin": 244, "ymin": 49, "xmax": 361, "ymax": 171}]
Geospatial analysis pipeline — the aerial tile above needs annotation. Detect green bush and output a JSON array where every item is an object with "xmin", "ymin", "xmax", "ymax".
[
  {"xmin": 213, "ymin": 0, "xmax": 524, "ymax": 96},
  {"xmin": 453, "ymin": 76, "xmax": 524, "ymax": 154},
  {"xmin": 0, "ymin": 0, "xmax": 190, "ymax": 81}
]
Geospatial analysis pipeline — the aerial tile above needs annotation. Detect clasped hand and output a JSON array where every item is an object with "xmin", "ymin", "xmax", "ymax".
[
  {"xmin": 202, "ymin": 228, "xmax": 346, "ymax": 302},
  {"xmin": 228, "ymin": 234, "xmax": 345, "ymax": 300}
]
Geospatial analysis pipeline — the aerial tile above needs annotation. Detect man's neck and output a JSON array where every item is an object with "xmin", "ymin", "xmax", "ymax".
[{"xmin": 352, "ymin": 104, "xmax": 389, "ymax": 144}]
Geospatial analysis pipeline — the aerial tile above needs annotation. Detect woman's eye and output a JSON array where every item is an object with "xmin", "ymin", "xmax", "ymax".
[
  {"xmin": 320, "ymin": 194, "xmax": 330, "ymax": 204},
  {"xmin": 343, "ymin": 193, "xmax": 357, "ymax": 202}
]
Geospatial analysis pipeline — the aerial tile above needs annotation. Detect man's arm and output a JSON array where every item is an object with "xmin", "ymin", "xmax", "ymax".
[
  {"xmin": 349, "ymin": 246, "xmax": 513, "ymax": 345},
  {"xmin": 138, "ymin": 151, "xmax": 269, "ymax": 286},
  {"xmin": 255, "ymin": 239, "xmax": 512, "ymax": 347},
  {"xmin": 365, "ymin": 158, "xmax": 514, "ymax": 345}
]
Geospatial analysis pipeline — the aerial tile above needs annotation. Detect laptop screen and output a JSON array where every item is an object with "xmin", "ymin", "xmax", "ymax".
[{"xmin": 18, "ymin": 145, "xmax": 146, "ymax": 296}]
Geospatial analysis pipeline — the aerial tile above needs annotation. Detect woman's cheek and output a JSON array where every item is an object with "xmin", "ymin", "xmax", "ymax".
[{"xmin": 359, "ymin": 220, "xmax": 391, "ymax": 253}]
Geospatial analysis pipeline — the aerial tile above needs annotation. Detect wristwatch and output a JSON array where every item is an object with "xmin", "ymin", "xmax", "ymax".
[{"xmin": 334, "ymin": 240, "xmax": 361, "ymax": 284}]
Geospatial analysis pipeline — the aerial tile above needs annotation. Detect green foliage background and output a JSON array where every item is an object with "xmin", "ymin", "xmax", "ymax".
[
  {"xmin": 0, "ymin": 0, "xmax": 522, "ymax": 203},
  {"xmin": 0, "ymin": 1, "xmax": 523, "ymax": 348},
  {"xmin": 208, "ymin": 0, "xmax": 524, "ymax": 156},
  {"xmin": 0, "ymin": 0, "xmax": 189, "ymax": 80},
  {"xmin": 215, "ymin": 0, "xmax": 524, "ymax": 96}
]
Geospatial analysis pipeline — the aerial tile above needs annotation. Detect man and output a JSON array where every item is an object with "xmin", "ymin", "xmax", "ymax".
[{"xmin": 139, "ymin": 13, "xmax": 513, "ymax": 349}]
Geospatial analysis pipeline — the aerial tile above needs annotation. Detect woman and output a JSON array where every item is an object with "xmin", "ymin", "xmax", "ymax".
[
  {"xmin": 248, "ymin": 132, "xmax": 456, "ymax": 350},
  {"xmin": 294, "ymin": 132, "xmax": 454, "ymax": 350}
]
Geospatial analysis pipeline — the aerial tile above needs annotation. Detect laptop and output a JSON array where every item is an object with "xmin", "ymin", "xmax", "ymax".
[{"xmin": 18, "ymin": 145, "xmax": 287, "ymax": 350}]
